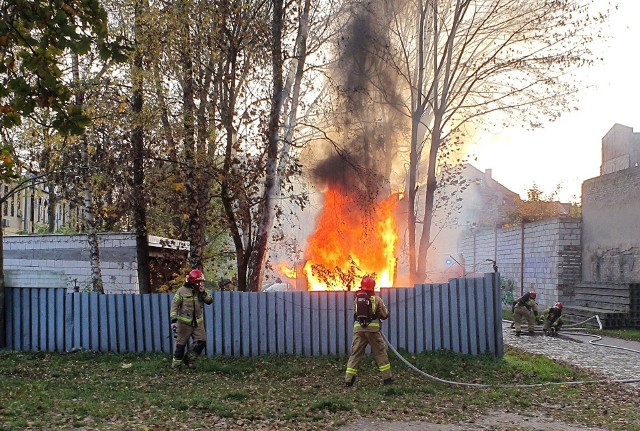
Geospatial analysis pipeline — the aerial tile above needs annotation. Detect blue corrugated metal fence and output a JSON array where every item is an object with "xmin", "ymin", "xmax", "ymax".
[{"xmin": 4, "ymin": 273, "xmax": 503, "ymax": 357}]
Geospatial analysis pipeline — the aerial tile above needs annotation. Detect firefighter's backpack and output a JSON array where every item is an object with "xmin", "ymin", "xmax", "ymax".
[{"xmin": 355, "ymin": 291, "xmax": 373, "ymax": 327}]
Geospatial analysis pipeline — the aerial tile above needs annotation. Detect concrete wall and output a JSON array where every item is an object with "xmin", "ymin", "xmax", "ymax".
[
  {"xmin": 581, "ymin": 166, "xmax": 640, "ymax": 283},
  {"xmin": 601, "ymin": 123, "xmax": 640, "ymax": 175},
  {"xmin": 459, "ymin": 218, "xmax": 581, "ymax": 308},
  {"xmin": 4, "ymin": 233, "xmax": 140, "ymax": 293}
]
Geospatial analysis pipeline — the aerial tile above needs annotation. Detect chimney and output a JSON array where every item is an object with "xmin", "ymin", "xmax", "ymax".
[{"xmin": 484, "ymin": 169, "xmax": 492, "ymax": 182}]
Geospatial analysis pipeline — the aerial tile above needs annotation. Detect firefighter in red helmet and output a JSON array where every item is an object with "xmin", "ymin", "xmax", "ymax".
[
  {"xmin": 170, "ymin": 269, "xmax": 213, "ymax": 368},
  {"xmin": 512, "ymin": 291, "xmax": 539, "ymax": 336},
  {"xmin": 344, "ymin": 276, "xmax": 395, "ymax": 387}
]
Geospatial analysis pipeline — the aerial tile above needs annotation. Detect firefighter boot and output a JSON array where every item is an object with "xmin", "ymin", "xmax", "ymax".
[
  {"xmin": 345, "ymin": 376, "xmax": 356, "ymax": 387},
  {"xmin": 172, "ymin": 344, "xmax": 186, "ymax": 369},
  {"xmin": 515, "ymin": 331, "xmax": 521, "ymax": 337},
  {"xmin": 183, "ymin": 352, "xmax": 196, "ymax": 369},
  {"xmin": 383, "ymin": 377, "xmax": 396, "ymax": 385}
]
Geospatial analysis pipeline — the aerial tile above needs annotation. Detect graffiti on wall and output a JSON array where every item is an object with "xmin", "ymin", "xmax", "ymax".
[
  {"xmin": 500, "ymin": 276, "xmax": 515, "ymax": 308},
  {"xmin": 590, "ymin": 247, "xmax": 639, "ymax": 282}
]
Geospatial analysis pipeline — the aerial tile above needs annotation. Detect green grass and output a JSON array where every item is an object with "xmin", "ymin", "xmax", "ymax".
[{"xmin": 1, "ymin": 348, "xmax": 639, "ymax": 430}]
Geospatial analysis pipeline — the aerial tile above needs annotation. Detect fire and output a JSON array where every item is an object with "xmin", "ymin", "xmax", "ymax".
[
  {"xmin": 302, "ymin": 186, "xmax": 399, "ymax": 291},
  {"xmin": 274, "ymin": 262, "xmax": 297, "ymax": 279}
]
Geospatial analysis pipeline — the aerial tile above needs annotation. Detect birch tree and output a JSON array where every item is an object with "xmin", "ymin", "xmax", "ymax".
[
  {"xmin": 243, "ymin": 0, "xmax": 350, "ymax": 291},
  {"xmin": 70, "ymin": 52, "xmax": 104, "ymax": 293}
]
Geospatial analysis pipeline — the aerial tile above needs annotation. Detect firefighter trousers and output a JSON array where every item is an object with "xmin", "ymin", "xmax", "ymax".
[
  {"xmin": 513, "ymin": 305, "xmax": 535, "ymax": 333},
  {"xmin": 173, "ymin": 321, "xmax": 207, "ymax": 363},
  {"xmin": 345, "ymin": 331, "xmax": 393, "ymax": 382}
]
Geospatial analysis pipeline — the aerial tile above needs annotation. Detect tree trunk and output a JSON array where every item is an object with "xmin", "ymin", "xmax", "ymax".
[
  {"xmin": 407, "ymin": 3, "xmax": 428, "ymax": 287},
  {"xmin": 177, "ymin": 1, "xmax": 201, "ymax": 270},
  {"xmin": 72, "ymin": 52, "xmax": 104, "ymax": 294},
  {"xmin": 46, "ymin": 178, "xmax": 56, "ymax": 232},
  {"xmin": 0, "ymin": 223, "xmax": 5, "ymax": 347},
  {"xmin": 247, "ymin": 0, "xmax": 310, "ymax": 292},
  {"xmin": 131, "ymin": 0, "xmax": 150, "ymax": 294}
]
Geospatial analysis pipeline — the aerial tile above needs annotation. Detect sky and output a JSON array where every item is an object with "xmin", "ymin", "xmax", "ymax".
[{"xmin": 470, "ymin": 0, "xmax": 639, "ymax": 203}]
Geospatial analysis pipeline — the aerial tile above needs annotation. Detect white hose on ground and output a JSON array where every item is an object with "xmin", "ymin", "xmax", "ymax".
[{"xmin": 381, "ymin": 318, "xmax": 640, "ymax": 388}]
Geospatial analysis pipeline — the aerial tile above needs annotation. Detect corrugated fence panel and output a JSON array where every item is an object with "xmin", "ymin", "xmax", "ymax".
[
  {"xmin": 55, "ymin": 288, "xmax": 65, "ymax": 352},
  {"xmin": 318, "ymin": 293, "xmax": 328, "ymax": 355},
  {"xmin": 489, "ymin": 273, "xmax": 504, "ymax": 357},
  {"xmin": 39, "ymin": 289, "xmax": 47, "ymax": 351},
  {"xmin": 276, "ymin": 293, "xmax": 287, "ymax": 354},
  {"xmin": 292, "ymin": 292, "xmax": 303, "ymax": 355},
  {"xmin": 133, "ymin": 295, "xmax": 144, "ymax": 353},
  {"xmin": 223, "ymin": 291, "xmax": 234, "ymax": 356},
  {"xmin": 422, "ymin": 285, "xmax": 433, "ymax": 351},
  {"xmin": 465, "ymin": 278, "xmax": 479, "ymax": 356},
  {"xmin": 248, "ymin": 293, "xmax": 260, "ymax": 356},
  {"xmin": 64, "ymin": 293, "xmax": 72, "ymax": 352},
  {"xmin": 240, "ymin": 293, "xmax": 251, "ymax": 356},
  {"xmin": 98, "ymin": 294, "xmax": 108, "ymax": 352},
  {"xmin": 22, "ymin": 289, "xmax": 31, "ymax": 351},
  {"xmin": 231, "ymin": 293, "xmax": 242, "ymax": 356},
  {"xmin": 107, "ymin": 294, "xmax": 118, "ymax": 352},
  {"xmin": 476, "ymin": 277, "xmax": 488, "ymax": 354},
  {"xmin": 4, "ymin": 276, "xmax": 503, "ymax": 357},
  {"xmin": 397, "ymin": 288, "xmax": 408, "ymax": 352},
  {"xmin": 301, "ymin": 293, "xmax": 312, "ymax": 355},
  {"xmin": 450, "ymin": 281, "xmax": 461, "ymax": 354},
  {"xmin": 432, "ymin": 285, "xmax": 442, "ymax": 351},
  {"xmin": 142, "ymin": 295, "xmax": 153, "ymax": 353},
  {"xmin": 310, "ymin": 294, "xmax": 320, "ymax": 355},
  {"xmin": 380, "ymin": 289, "xmax": 392, "ymax": 348}
]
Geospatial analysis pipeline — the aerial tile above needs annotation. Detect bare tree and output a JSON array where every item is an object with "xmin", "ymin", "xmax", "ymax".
[
  {"xmin": 372, "ymin": 0, "xmax": 606, "ymax": 284},
  {"xmin": 247, "ymin": 0, "xmax": 314, "ymax": 290}
]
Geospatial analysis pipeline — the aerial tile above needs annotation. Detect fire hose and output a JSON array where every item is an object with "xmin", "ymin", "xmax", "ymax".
[{"xmin": 381, "ymin": 315, "xmax": 640, "ymax": 388}]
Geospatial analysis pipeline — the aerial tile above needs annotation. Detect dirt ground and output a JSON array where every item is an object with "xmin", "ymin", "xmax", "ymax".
[{"xmin": 334, "ymin": 410, "xmax": 608, "ymax": 431}]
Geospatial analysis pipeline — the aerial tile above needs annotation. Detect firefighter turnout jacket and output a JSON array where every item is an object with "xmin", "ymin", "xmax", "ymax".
[
  {"xmin": 542, "ymin": 306, "xmax": 563, "ymax": 331},
  {"xmin": 170, "ymin": 283, "xmax": 213, "ymax": 327},
  {"xmin": 352, "ymin": 292, "xmax": 389, "ymax": 332}
]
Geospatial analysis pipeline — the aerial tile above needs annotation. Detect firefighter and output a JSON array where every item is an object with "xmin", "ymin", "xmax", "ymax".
[
  {"xmin": 542, "ymin": 302, "xmax": 564, "ymax": 336},
  {"xmin": 344, "ymin": 276, "xmax": 395, "ymax": 387},
  {"xmin": 170, "ymin": 269, "xmax": 213, "ymax": 369},
  {"xmin": 512, "ymin": 291, "xmax": 539, "ymax": 336}
]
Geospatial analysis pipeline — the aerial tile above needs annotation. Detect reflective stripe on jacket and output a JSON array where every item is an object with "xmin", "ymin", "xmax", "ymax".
[{"xmin": 170, "ymin": 284, "xmax": 213, "ymax": 327}]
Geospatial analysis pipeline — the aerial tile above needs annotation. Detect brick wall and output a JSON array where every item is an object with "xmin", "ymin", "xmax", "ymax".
[{"xmin": 459, "ymin": 218, "xmax": 582, "ymax": 308}]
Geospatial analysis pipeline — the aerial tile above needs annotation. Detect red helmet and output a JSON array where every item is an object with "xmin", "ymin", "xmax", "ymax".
[
  {"xmin": 360, "ymin": 276, "xmax": 376, "ymax": 291},
  {"xmin": 187, "ymin": 269, "xmax": 205, "ymax": 283},
  {"xmin": 529, "ymin": 291, "xmax": 537, "ymax": 299},
  {"xmin": 554, "ymin": 302, "xmax": 563, "ymax": 310}
]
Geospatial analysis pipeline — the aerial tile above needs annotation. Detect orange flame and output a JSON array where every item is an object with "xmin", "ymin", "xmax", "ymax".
[
  {"xmin": 274, "ymin": 262, "xmax": 297, "ymax": 279},
  {"xmin": 302, "ymin": 187, "xmax": 399, "ymax": 291}
]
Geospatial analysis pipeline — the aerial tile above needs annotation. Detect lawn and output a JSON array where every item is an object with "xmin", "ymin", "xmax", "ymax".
[{"xmin": 1, "ymin": 348, "xmax": 639, "ymax": 430}]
